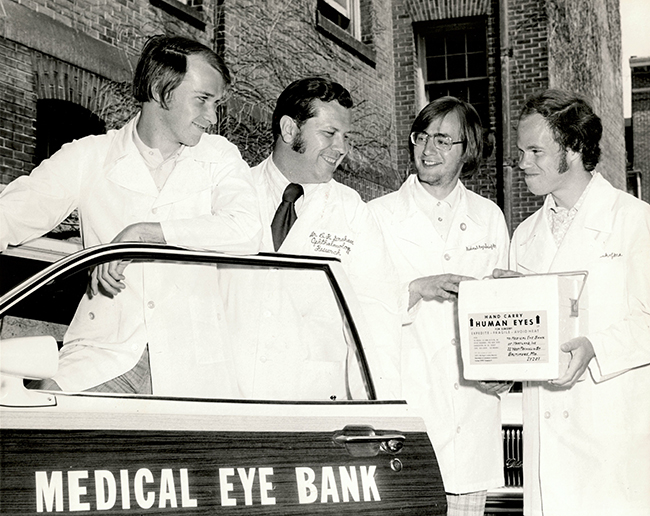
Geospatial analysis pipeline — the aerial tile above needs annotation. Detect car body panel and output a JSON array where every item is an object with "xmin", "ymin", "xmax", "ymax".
[
  {"xmin": 0, "ymin": 244, "xmax": 447, "ymax": 514},
  {"xmin": 1, "ymin": 396, "xmax": 445, "ymax": 514}
]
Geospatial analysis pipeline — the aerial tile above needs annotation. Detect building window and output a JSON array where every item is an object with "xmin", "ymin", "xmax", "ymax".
[
  {"xmin": 318, "ymin": 0, "xmax": 361, "ymax": 40},
  {"xmin": 316, "ymin": 0, "xmax": 376, "ymax": 66},
  {"xmin": 416, "ymin": 19, "xmax": 489, "ymax": 125},
  {"xmin": 149, "ymin": 0, "xmax": 206, "ymax": 30}
]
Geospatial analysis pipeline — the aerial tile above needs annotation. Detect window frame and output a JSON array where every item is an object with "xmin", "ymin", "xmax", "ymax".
[
  {"xmin": 321, "ymin": 0, "xmax": 361, "ymax": 40},
  {"xmin": 316, "ymin": 0, "xmax": 376, "ymax": 67},
  {"xmin": 149, "ymin": 0, "xmax": 206, "ymax": 31},
  {"xmin": 415, "ymin": 18, "xmax": 489, "ymax": 122}
]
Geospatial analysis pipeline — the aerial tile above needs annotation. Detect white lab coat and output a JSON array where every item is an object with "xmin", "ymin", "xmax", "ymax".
[
  {"xmin": 510, "ymin": 172, "xmax": 650, "ymax": 516},
  {"xmin": 218, "ymin": 156, "xmax": 402, "ymax": 400},
  {"xmin": 0, "ymin": 116, "xmax": 262, "ymax": 397},
  {"xmin": 368, "ymin": 174, "xmax": 509, "ymax": 494}
]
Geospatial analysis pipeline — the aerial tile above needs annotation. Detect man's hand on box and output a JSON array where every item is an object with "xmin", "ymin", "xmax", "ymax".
[
  {"xmin": 408, "ymin": 273, "xmax": 475, "ymax": 308},
  {"xmin": 477, "ymin": 381, "xmax": 514, "ymax": 395},
  {"xmin": 491, "ymin": 268, "xmax": 523, "ymax": 279},
  {"xmin": 549, "ymin": 337, "xmax": 595, "ymax": 388}
]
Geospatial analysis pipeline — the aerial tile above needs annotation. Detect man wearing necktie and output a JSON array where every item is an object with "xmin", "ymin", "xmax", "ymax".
[
  {"xmin": 271, "ymin": 183, "xmax": 304, "ymax": 250},
  {"xmin": 218, "ymin": 77, "xmax": 401, "ymax": 401}
]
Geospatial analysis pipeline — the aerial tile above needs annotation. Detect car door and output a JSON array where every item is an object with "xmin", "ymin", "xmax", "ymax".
[{"xmin": 0, "ymin": 244, "xmax": 446, "ymax": 514}]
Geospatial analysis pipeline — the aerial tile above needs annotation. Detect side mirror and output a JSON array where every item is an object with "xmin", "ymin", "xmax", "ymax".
[{"xmin": 0, "ymin": 336, "xmax": 58, "ymax": 407}]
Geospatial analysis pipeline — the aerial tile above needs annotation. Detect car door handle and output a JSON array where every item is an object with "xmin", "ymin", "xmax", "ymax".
[{"xmin": 333, "ymin": 425, "xmax": 405, "ymax": 457}]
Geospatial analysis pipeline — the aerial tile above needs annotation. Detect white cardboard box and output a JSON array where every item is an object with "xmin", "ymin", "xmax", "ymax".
[{"xmin": 458, "ymin": 272, "xmax": 588, "ymax": 381}]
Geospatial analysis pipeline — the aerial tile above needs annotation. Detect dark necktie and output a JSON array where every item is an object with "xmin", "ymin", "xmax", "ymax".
[{"xmin": 271, "ymin": 183, "xmax": 304, "ymax": 251}]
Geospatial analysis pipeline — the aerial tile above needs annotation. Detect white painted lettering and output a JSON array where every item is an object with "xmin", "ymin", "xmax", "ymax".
[
  {"xmin": 237, "ymin": 468, "xmax": 256, "ymax": 505},
  {"xmin": 68, "ymin": 471, "xmax": 90, "ymax": 511},
  {"xmin": 158, "ymin": 469, "xmax": 177, "ymax": 508},
  {"xmin": 95, "ymin": 470, "xmax": 116, "ymax": 510},
  {"xmin": 219, "ymin": 468, "xmax": 236, "ymax": 506},
  {"xmin": 296, "ymin": 467, "xmax": 318, "ymax": 504},
  {"xmin": 35, "ymin": 471, "xmax": 63, "ymax": 513},
  {"xmin": 134, "ymin": 468, "xmax": 155, "ymax": 509},
  {"xmin": 180, "ymin": 468, "xmax": 197, "ymax": 508},
  {"xmin": 360, "ymin": 466, "xmax": 380, "ymax": 501},
  {"xmin": 120, "ymin": 470, "xmax": 131, "ymax": 509},
  {"xmin": 338, "ymin": 466, "xmax": 360, "ymax": 502},
  {"xmin": 320, "ymin": 466, "xmax": 340, "ymax": 503},
  {"xmin": 258, "ymin": 467, "xmax": 276, "ymax": 505}
]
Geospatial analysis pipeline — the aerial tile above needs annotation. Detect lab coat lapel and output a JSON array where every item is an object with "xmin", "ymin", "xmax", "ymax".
[
  {"xmin": 104, "ymin": 116, "xmax": 159, "ymax": 198},
  {"xmin": 152, "ymin": 155, "xmax": 211, "ymax": 209},
  {"xmin": 515, "ymin": 200, "xmax": 557, "ymax": 274},
  {"xmin": 445, "ymin": 182, "xmax": 488, "ymax": 250},
  {"xmin": 549, "ymin": 173, "xmax": 613, "ymax": 272},
  {"xmin": 392, "ymin": 176, "xmax": 436, "ymax": 246},
  {"xmin": 389, "ymin": 175, "xmax": 448, "ymax": 276}
]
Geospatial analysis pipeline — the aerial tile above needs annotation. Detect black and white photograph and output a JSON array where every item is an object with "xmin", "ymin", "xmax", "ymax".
[{"xmin": 1, "ymin": 0, "xmax": 648, "ymax": 514}]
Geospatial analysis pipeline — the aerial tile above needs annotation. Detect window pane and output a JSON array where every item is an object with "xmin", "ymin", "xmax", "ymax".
[
  {"xmin": 468, "ymin": 81, "xmax": 489, "ymax": 123},
  {"xmin": 426, "ymin": 35, "xmax": 446, "ymax": 57},
  {"xmin": 447, "ymin": 54, "xmax": 467, "ymax": 80},
  {"xmin": 466, "ymin": 30, "xmax": 486, "ymax": 53},
  {"xmin": 427, "ymin": 56, "xmax": 447, "ymax": 81},
  {"xmin": 468, "ymin": 81, "xmax": 489, "ymax": 105},
  {"xmin": 426, "ymin": 84, "xmax": 450, "ymax": 101},
  {"xmin": 4, "ymin": 252, "xmax": 369, "ymax": 401},
  {"xmin": 446, "ymin": 32, "xmax": 465, "ymax": 55},
  {"xmin": 448, "ymin": 83, "xmax": 469, "ymax": 102},
  {"xmin": 467, "ymin": 52, "xmax": 486, "ymax": 78},
  {"xmin": 420, "ymin": 20, "xmax": 488, "ymax": 121}
]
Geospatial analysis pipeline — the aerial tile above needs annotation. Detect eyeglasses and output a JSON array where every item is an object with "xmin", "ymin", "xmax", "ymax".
[{"xmin": 410, "ymin": 132, "xmax": 464, "ymax": 152}]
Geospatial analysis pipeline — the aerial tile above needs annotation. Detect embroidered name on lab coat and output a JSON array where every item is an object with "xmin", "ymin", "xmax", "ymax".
[
  {"xmin": 309, "ymin": 232, "xmax": 354, "ymax": 256},
  {"xmin": 465, "ymin": 243, "xmax": 497, "ymax": 252}
]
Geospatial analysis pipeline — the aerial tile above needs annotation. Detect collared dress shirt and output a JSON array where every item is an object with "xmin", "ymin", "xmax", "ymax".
[
  {"xmin": 0, "ymin": 115, "xmax": 262, "ymax": 397},
  {"xmin": 545, "ymin": 174, "xmax": 595, "ymax": 247}
]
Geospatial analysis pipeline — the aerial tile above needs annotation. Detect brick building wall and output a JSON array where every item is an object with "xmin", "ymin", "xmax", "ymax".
[
  {"xmin": 631, "ymin": 57, "xmax": 650, "ymax": 204},
  {"xmin": 0, "ymin": 37, "xmax": 35, "ymax": 185},
  {"xmin": 506, "ymin": 0, "xmax": 624, "ymax": 229},
  {"xmin": 505, "ymin": 0, "xmax": 549, "ymax": 228},
  {"xmin": 0, "ymin": 0, "xmax": 214, "ymax": 186},
  {"xmin": 392, "ymin": 0, "xmax": 503, "ymax": 206},
  {"xmin": 218, "ymin": 0, "xmax": 401, "ymax": 197},
  {"xmin": 0, "ymin": 0, "xmax": 626, "ymax": 220}
]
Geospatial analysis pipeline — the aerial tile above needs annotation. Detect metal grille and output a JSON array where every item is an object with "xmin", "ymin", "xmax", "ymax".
[{"xmin": 503, "ymin": 425, "xmax": 523, "ymax": 488}]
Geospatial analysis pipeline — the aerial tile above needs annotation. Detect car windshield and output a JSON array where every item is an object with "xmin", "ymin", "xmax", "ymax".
[{"xmin": 0, "ymin": 247, "xmax": 371, "ymax": 401}]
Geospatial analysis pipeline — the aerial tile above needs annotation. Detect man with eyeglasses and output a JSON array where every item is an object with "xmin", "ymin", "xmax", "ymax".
[{"xmin": 369, "ymin": 97, "xmax": 509, "ymax": 516}]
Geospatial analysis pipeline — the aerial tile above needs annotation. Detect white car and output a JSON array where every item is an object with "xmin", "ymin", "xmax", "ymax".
[{"xmin": 0, "ymin": 243, "xmax": 447, "ymax": 514}]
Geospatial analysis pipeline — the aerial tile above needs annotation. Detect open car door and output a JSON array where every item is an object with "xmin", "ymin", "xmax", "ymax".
[{"xmin": 1, "ymin": 244, "xmax": 446, "ymax": 514}]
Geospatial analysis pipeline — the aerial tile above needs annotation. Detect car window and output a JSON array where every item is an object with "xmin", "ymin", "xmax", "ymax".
[{"xmin": 0, "ymin": 249, "xmax": 371, "ymax": 401}]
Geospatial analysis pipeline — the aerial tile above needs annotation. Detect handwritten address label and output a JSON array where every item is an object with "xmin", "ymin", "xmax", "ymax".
[{"xmin": 467, "ymin": 311, "xmax": 549, "ymax": 365}]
